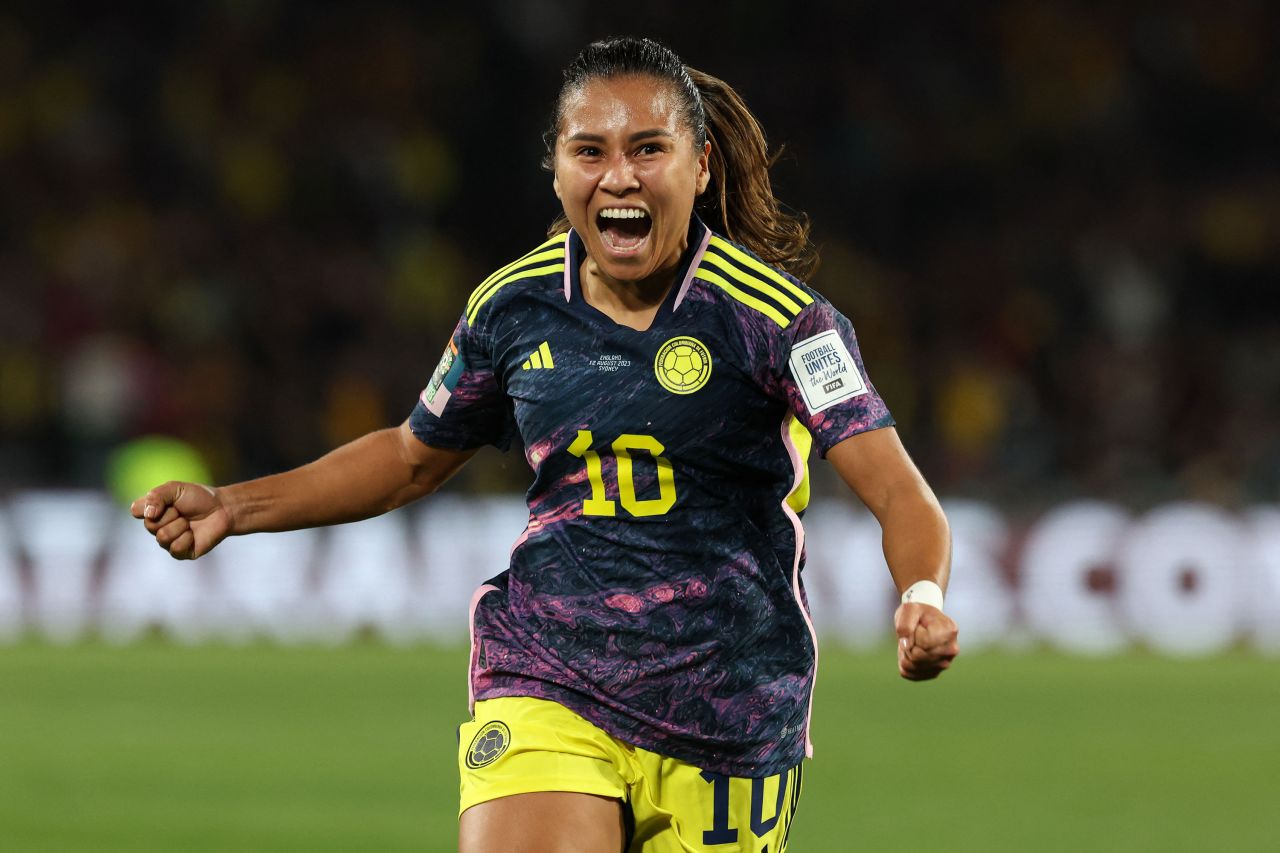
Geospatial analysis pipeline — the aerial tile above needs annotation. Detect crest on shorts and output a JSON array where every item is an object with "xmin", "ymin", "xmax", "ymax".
[
  {"xmin": 465, "ymin": 720, "xmax": 511, "ymax": 769},
  {"xmin": 654, "ymin": 336, "xmax": 712, "ymax": 395}
]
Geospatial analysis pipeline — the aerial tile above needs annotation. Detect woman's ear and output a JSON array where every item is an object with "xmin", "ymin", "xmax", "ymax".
[{"xmin": 695, "ymin": 140, "xmax": 711, "ymax": 195}]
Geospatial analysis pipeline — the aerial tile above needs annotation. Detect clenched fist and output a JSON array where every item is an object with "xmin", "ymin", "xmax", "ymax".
[
  {"xmin": 130, "ymin": 481, "xmax": 232, "ymax": 560},
  {"xmin": 894, "ymin": 603, "xmax": 959, "ymax": 681}
]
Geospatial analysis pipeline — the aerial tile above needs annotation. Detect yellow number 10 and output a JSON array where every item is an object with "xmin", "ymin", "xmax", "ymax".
[{"xmin": 566, "ymin": 430, "xmax": 677, "ymax": 517}]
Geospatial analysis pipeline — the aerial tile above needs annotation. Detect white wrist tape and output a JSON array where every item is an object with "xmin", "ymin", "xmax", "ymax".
[{"xmin": 901, "ymin": 580, "xmax": 944, "ymax": 611}]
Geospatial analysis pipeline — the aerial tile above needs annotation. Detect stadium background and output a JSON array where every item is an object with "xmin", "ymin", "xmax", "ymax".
[{"xmin": 1, "ymin": 1, "xmax": 1278, "ymax": 851}]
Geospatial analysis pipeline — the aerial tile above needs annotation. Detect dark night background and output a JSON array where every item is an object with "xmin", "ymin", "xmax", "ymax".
[{"xmin": 1, "ymin": 0, "xmax": 1277, "ymax": 512}]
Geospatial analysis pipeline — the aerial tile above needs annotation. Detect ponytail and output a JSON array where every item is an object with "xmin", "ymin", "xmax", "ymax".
[
  {"xmin": 688, "ymin": 68, "xmax": 817, "ymax": 280},
  {"xmin": 543, "ymin": 38, "xmax": 818, "ymax": 281}
]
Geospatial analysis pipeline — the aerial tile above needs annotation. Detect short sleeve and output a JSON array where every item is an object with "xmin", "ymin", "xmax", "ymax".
[
  {"xmin": 409, "ymin": 313, "xmax": 515, "ymax": 451},
  {"xmin": 769, "ymin": 296, "xmax": 894, "ymax": 456}
]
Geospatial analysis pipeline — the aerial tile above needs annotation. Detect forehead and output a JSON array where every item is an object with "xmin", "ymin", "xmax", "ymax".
[{"xmin": 559, "ymin": 75, "xmax": 686, "ymax": 139}]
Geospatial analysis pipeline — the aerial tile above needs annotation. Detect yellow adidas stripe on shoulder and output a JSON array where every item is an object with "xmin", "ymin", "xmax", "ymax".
[
  {"xmin": 694, "ymin": 267, "xmax": 792, "ymax": 328},
  {"xmin": 465, "ymin": 234, "xmax": 568, "ymax": 324},
  {"xmin": 466, "ymin": 233, "xmax": 566, "ymax": 313},
  {"xmin": 707, "ymin": 236, "xmax": 813, "ymax": 307},
  {"xmin": 467, "ymin": 262, "xmax": 564, "ymax": 325},
  {"xmin": 700, "ymin": 251, "xmax": 805, "ymax": 316}
]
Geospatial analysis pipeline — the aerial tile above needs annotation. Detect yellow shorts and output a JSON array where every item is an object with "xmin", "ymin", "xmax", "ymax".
[{"xmin": 458, "ymin": 696, "xmax": 802, "ymax": 852}]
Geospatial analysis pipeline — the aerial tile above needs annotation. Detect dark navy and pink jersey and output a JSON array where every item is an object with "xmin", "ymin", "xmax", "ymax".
[{"xmin": 410, "ymin": 218, "xmax": 893, "ymax": 776}]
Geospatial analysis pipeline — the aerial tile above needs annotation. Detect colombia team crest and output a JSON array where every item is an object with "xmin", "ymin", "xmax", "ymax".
[
  {"xmin": 465, "ymin": 721, "xmax": 511, "ymax": 769},
  {"xmin": 654, "ymin": 336, "xmax": 712, "ymax": 394}
]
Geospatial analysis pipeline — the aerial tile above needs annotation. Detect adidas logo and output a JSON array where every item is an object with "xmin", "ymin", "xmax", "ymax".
[{"xmin": 521, "ymin": 341, "xmax": 555, "ymax": 370}]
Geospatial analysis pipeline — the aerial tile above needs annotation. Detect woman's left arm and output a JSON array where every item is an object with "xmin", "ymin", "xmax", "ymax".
[{"xmin": 826, "ymin": 427, "xmax": 959, "ymax": 680}]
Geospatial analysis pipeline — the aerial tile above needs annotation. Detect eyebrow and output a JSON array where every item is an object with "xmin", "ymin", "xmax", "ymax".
[{"xmin": 566, "ymin": 129, "xmax": 676, "ymax": 144}]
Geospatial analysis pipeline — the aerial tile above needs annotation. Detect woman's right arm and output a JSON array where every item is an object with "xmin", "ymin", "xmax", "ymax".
[{"xmin": 130, "ymin": 420, "xmax": 478, "ymax": 559}]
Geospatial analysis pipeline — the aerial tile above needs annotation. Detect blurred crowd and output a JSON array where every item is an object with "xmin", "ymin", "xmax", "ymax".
[{"xmin": 1, "ymin": 1, "xmax": 1277, "ymax": 510}]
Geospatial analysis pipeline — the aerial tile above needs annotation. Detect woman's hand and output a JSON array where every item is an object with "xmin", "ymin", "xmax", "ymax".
[
  {"xmin": 894, "ymin": 602, "xmax": 959, "ymax": 680},
  {"xmin": 130, "ymin": 481, "xmax": 232, "ymax": 560}
]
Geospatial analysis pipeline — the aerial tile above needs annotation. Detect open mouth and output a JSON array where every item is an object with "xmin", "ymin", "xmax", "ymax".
[{"xmin": 596, "ymin": 208, "xmax": 652, "ymax": 254}]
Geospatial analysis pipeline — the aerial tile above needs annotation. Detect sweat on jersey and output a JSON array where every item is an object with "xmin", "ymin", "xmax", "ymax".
[{"xmin": 410, "ymin": 217, "xmax": 893, "ymax": 777}]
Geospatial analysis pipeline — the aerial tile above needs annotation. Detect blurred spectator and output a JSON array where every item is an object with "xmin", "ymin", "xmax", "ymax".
[{"xmin": 1, "ymin": 1, "xmax": 1276, "ymax": 510}]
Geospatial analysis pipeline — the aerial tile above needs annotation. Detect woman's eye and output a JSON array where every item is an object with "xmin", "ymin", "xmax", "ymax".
[
  {"xmin": 638, "ymin": 143, "xmax": 662, "ymax": 155},
  {"xmin": 577, "ymin": 146, "xmax": 601, "ymax": 157}
]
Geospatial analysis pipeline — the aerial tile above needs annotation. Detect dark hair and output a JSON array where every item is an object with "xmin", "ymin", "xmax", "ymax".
[{"xmin": 542, "ymin": 37, "xmax": 817, "ymax": 280}]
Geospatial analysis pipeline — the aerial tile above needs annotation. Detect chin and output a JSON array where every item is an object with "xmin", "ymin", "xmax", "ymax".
[
  {"xmin": 599, "ymin": 259, "xmax": 655, "ymax": 283},
  {"xmin": 589, "ymin": 240, "xmax": 652, "ymax": 276}
]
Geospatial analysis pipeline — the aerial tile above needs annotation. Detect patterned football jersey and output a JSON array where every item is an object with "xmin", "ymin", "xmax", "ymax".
[{"xmin": 411, "ymin": 218, "xmax": 893, "ymax": 776}]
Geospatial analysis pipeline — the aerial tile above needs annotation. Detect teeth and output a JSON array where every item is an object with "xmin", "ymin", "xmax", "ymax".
[{"xmin": 599, "ymin": 209, "xmax": 649, "ymax": 220}]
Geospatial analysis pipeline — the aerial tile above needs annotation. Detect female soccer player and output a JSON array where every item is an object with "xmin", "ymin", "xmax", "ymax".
[{"xmin": 133, "ymin": 37, "xmax": 958, "ymax": 853}]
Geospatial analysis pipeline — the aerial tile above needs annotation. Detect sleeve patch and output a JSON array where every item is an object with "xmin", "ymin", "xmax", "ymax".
[
  {"xmin": 787, "ymin": 329, "xmax": 868, "ymax": 414},
  {"xmin": 421, "ymin": 338, "xmax": 463, "ymax": 416}
]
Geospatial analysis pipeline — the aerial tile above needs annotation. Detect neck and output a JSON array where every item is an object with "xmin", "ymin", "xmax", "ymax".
[{"xmin": 579, "ymin": 259, "xmax": 677, "ymax": 332}]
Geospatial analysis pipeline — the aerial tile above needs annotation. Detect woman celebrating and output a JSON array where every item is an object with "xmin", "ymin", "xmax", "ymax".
[{"xmin": 134, "ymin": 37, "xmax": 958, "ymax": 853}]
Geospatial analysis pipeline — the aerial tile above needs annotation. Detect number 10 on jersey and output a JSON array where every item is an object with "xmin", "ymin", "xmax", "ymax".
[{"xmin": 567, "ymin": 430, "xmax": 676, "ymax": 517}]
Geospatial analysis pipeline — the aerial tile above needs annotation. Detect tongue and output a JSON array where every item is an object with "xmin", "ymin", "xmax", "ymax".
[{"xmin": 601, "ymin": 218, "xmax": 649, "ymax": 250}]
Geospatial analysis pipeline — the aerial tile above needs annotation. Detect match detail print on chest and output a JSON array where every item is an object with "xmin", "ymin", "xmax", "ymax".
[{"xmin": 507, "ymin": 331, "xmax": 645, "ymax": 416}]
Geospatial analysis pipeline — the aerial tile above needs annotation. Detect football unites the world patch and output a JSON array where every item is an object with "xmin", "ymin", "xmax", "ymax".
[
  {"xmin": 654, "ymin": 336, "xmax": 712, "ymax": 394},
  {"xmin": 465, "ymin": 720, "xmax": 511, "ymax": 769},
  {"xmin": 787, "ymin": 329, "xmax": 868, "ymax": 414}
]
